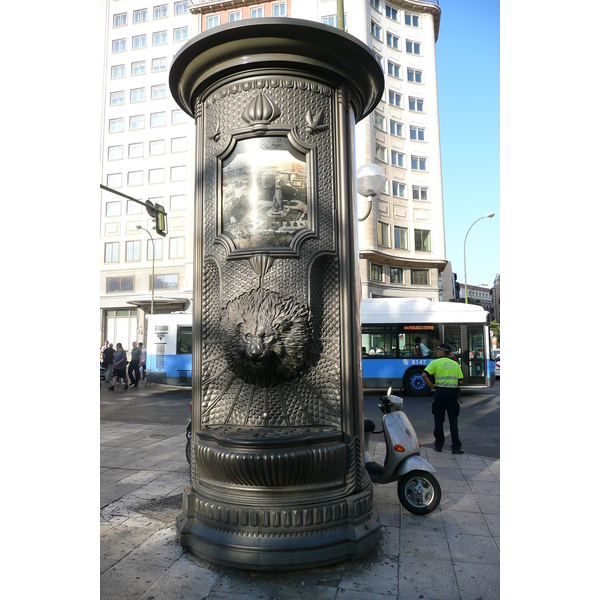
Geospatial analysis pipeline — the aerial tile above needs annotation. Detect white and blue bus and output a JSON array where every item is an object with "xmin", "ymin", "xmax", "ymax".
[
  {"xmin": 361, "ymin": 298, "xmax": 496, "ymax": 395},
  {"xmin": 146, "ymin": 312, "xmax": 192, "ymax": 386},
  {"xmin": 145, "ymin": 298, "xmax": 496, "ymax": 395}
]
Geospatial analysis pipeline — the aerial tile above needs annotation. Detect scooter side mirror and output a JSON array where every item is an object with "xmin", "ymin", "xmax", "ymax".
[{"xmin": 387, "ymin": 386, "xmax": 393, "ymax": 396}]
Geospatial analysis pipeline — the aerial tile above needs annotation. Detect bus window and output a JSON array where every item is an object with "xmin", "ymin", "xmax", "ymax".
[
  {"xmin": 177, "ymin": 326, "xmax": 192, "ymax": 354},
  {"xmin": 362, "ymin": 325, "xmax": 396, "ymax": 356},
  {"xmin": 467, "ymin": 325, "xmax": 485, "ymax": 380},
  {"xmin": 443, "ymin": 325, "xmax": 462, "ymax": 365},
  {"xmin": 398, "ymin": 324, "xmax": 439, "ymax": 358}
]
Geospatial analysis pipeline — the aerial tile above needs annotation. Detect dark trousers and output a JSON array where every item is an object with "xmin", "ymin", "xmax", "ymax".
[
  {"xmin": 432, "ymin": 387, "xmax": 461, "ymax": 451},
  {"xmin": 128, "ymin": 360, "xmax": 140, "ymax": 385}
]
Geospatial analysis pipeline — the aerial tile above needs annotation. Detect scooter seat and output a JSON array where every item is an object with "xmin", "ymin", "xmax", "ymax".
[{"xmin": 364, "ymin": 418, "xmax": 376, "ymax": 434}]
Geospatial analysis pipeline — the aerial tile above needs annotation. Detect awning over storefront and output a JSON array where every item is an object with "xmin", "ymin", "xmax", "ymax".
[{"xmin": 126, "ymin": 296, "xmax": 190, "ymax": 310}]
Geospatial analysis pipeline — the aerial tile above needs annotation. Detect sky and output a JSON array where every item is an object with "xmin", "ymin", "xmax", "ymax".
[{"xmin": 434, "ymin": 0, "xmax": 500, "ymax": 288}]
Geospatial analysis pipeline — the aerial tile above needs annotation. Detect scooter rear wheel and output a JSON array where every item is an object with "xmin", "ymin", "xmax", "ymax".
[{"xmin": 398, "ymin": 470, "xmax": 441, "ymax": 515}]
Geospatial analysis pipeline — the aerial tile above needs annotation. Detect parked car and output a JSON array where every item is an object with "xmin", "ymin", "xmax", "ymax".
[{"xmin": 495, "ymin": 354, "xmax": 500, "ymax": 378}]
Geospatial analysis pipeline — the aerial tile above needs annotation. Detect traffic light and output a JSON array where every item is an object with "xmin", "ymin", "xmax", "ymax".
[{"xmin": 154, "ymin": 203, "xmax": 168, "ymax": 237}]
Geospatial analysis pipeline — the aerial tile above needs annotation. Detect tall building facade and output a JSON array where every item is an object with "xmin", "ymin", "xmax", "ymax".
[{"xmin": 99, "ymin": 0, "xmax": 445, "ymax": 347}]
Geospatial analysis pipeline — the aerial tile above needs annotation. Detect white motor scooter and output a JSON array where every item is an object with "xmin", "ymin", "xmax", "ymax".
[{"xmin": 364, "ymin": 388, "xmax": 441, "ymax": 515}]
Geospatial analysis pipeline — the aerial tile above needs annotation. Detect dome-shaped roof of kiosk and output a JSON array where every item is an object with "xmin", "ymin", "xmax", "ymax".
[{"xmin": 169, "ymin": 18, "xmax": 384, "ymax": 123}]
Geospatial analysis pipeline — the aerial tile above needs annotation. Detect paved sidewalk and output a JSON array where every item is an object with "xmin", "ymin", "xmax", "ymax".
[{"xmin": 101, "ymin": 420, "xmax": 499, "ymax": 600}]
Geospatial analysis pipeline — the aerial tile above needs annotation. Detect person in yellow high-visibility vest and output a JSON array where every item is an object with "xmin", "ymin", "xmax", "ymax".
[{"xmin": 422, "ymin": 343, "xmax": 465, "ymax": 454}]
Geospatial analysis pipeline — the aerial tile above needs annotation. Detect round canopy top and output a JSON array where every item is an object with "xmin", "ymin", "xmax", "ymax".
[{"xmin": 169, "ymin": 18, "xmax": 384, "ymax": 123}]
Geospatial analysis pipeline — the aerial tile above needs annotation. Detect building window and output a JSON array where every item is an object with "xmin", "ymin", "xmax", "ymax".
[
  {"xmin": 108, "ymin": 146, "xmax": 123, "ymax": 161},
  {"xmin": 128, "ymin": 171, "xmax": 144, "ymax": 186},
  {"xmin": 391, "ymin": 150, "xmax": 404, "ymax": 167},
  {"xmin": 152, "ymin": 274, "xmax": 178, "ymax": 289},
  {"xmin": 171, "ymin": 137, "xmax": 187, "ymax": 152},
  {"xmin": 129, "ymin": 115, "xmax": 145, "ymax": 130},
  {"xmin": 127, "ymin": 200, "xmax": 143, "ymax": 215},
  {"xmin": 406, "ymin": 40, "xmax": 421, "ymax": 55},
  {"xmin": 106, "ymin": 173, "xmax": 122, "ymax": 189},
  {"xmin": 107, "ymin": 276, "xmax": 134, "ymax": 293},
  {"xmin": 150, "ymin": 140, "xmax": 165, "ymax": 155},
  {"xmin": 390, "ymin": 120, "xmax": 403, "ymax": 137},
  {"xmin": 272, "ymin": 2, "xmax": 286, "ymax": 17},
  {"xmin": 171, "ymin": 165, "xmax": 186, "ymax": 181},
  {"xmin": 405, "ymin": 12, "xmax": 420, "ymax": 27},
  {"xmin": 111, "ymin": 65, "xmax": 125, "ymax": 79},
  {"xmin": 385, "ymin": 5, "xmax": 398, "ymax": 21},
  {"xmin": 410, "ymin": 125, "xmax": 425, "ymax": 141},
  {"xmin": 394, "ymin": 225, "xmax": 408, "ymax": 249},
  {"xmin": 174, "ymin": 2, "xmax": 188, "ymax": 16},
  {"xmin": 106, "ymin": 200, "xmax": 121, "ymax": 216},
  {"xmin": 151, "ymin": 84, "xmax": 167, "ymax": 99},
  {"xmin": 392, "ymin": 181, "xmax": 406, "ymax": 198},
  {"xmin": 386, "ymin": 32, "xmax": 400, "ymax": 50},
  {"xmin": 322, "ymin": 15, "xmax": 347, "ymax": 29},
  {"xmin": 113, "ymin": 13, "xmax": 127, "ymax": 27},
  {"xmin": 147, "ymin": 238, "xmax": 163, "ymax": 260},
  {"xmin": 132, "ymin": 34, "xmax": 147, "ymax": 49},
  {"xmin": 174, "ymin": 26, "xmax": 188, "ymax": 41},
  {"xmin": 172, "ymin": 109, "xmax": 187, "ymax": 124},
  {"xmin": 407, "ymin": 68, "xmax": 422, "ymax": 83},
  {"xmin": 126, "ymin": 240, "xmax": 141, "ymax": 262},
  {"xmin": 373, "ymin": 112, "xmax": 386, "ymax": 131},
  {"xmin": 370, "ymin": 0, "xmax": 382, "ymax": 12},
  {"xmin": 411, "ymin": 269, "xmax": 430, "ymax": 285},
  {"xmin": 390, "ymin": 267, "xmax": 403, "ymax": 283},
  {"xmin": 129, "ymin": 142, "xmax": 144, "ymax": 158},
  {"xmin": 411, "ymin": 155, "xmax": 427, "ymax": 171},
  {"xmin": 131, "ymin": 61, "xmax": 146, "ymax": 76},
  {"xmin": 387, "ymin": 60, "xmax": 401, "ymax": 78},
  {"xmin": 412, "ymin": 185, "xmax": 428, "ymax": 201},
  {"xmin": 170, "ymin": 194, "xmax": 186, "ymax": 210},
  {"xmin": 150, "ymin": 58, "xmax": 165, "ymax": 74},
  {"xmin": 109, "ymin": 118, "xmax": 124, "ymax": 133},
  {"xmin": 388, "ymin": 90, "xmax": 402, "ymax": 107},
  {"xmin": 149, "ymin": 168, "xmax": 165, "ymax": 184},
  {"xmin": 154, "ymin": 5, "xmax": 168, "ymax": 19},
  {"xmin": 375, "ymin": 144, "xmax": 387, "ymax": 162},
  {"xmin": 150, "ymin": 111, "xmax": 166, "ymax": 127},
  {"xmin": 250, "ymin": 6, "xmax": 264, "ymax": 18},
  {"xmin": 104, "ymin": 242, "xmax": 119, "ymax": 263},
  {"xmin": 112, "ymin": 39, "xmax": 126, "ymax": 53},
  {"xmin": 110, "ymin": 91, "xmax": 124, "ymax": 106},
  {"xmin": 377, "ymin": 221, "xmax": 390, "ymax": 246},
  {"xmin": 370, "ymin": 20, "xmax": 382, "ymax": 41},
  {"xmin": 414, "ymin": 229, "xmax": 431, "ymax": 252},
  {"xmin": 130, "ymin": 88, "xmax": 145, "ymax": 103},
  {"xmin": 408, "ymin": 96, "xmax": 424, "ymax": 112},
  {"xmin": 133, "ymin": 9, "xmax": 148, "ymax": 23},
  {"xmin": 371, "ymin": 263, "xmax": 383, "ymax": 281},
  {"xmin": 169, "ymin": 237, "xmax": 185, "ymax": 258},
  {"xmin": 153, "ymin": 31, "xmax": 167, "ymax": 45}
]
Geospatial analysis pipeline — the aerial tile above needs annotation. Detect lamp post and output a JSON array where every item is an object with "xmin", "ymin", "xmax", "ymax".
[
  {"xmin": 356, "ymin": 163, "xmax": 386, "ymax": 222},
  {"xmin": 137, "ymin": 225, "xmax": 155, "ymax": 315},
  {"xmin": 463, "ymin": 213, "xmax": 494, "ymax": 304}
]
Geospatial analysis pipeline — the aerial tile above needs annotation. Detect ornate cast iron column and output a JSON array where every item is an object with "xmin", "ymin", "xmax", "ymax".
[{"xmin": 170, "ymin": 18, "xmax": 384, "ymax": 570}]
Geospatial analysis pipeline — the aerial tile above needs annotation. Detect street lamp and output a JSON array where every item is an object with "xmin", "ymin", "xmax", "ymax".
[
  {"xmin": 463, "ymin": 212, "xmax": 495, "ymax": 304},
  {"xmin": 137, "ymin": 225, "xmax": 155, "ymax": 315},
  {"xmin": 356, "ymin": 163, "xmax": 386, "ymax": 221}
]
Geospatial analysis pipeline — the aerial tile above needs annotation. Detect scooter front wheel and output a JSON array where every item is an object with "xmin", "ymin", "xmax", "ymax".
[{"xmin": 398, "ymin": 470, "xmax": 441, "ymax": 515}]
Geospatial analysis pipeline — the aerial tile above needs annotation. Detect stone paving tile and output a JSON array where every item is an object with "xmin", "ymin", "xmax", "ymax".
[
  {"xmin": 438, "ymin": 491, "xmax": 480, "ymax": 513},
  {"xmin": 400, "ymin": 509, "xmax": 444, "ymax": 534},
  {"xmin": 461, "ymin": 468, "xmax": 499, "ymax": 482},
  {"xmin": 452, "ymin": 561, "xmax": 500, "ymax": 600},
  {"xmin": 398, "ymin": 556, "xmax": 460, "ymax": 600},
  {"xmin": 400, "ymin": 529, "xmax": 451, "ymax": 562},
  {"xmin": 100, "ymin": 467, "xmax": 140, "ymax": 485},
  {"xmin": 482, "ymin": 512, "xmax": 500, "ymax": 538},
  {"xmin": 122, "ymin": 526, "xmax": 185, "ymax": 568},
  {"xmin": 474, "ymin": 493, "xmax": 499, "ymax": 515},
  {"xmin": 446, "ymin": 533, "xmax": 500, "ymax": 565},
  {"xmin": 101, "ymin": 558, "xmax": 171, "ymax": 600},
  {"xmin": 101, "ymin": 482, "xmax": 146, "ymax": 507},
  {"xmin": 337, "ymin": 555, "xmax": 399, "ymax": 596},
  {"xmin": 467, "ymin": 480, "xmax": 500, "ymax": 496},
  {"xmin": 333, "ymin": 589, "xmax": 397, "ymax": 599},
  {"xmin": 442, "ymin": 510, "xmax": 491, "ymax": 537}
]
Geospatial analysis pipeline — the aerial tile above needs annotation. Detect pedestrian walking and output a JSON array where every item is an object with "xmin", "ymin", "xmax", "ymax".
[
  {"xmin": 108, "ymin": 343, "xmax": 128, "ymax": 390},
  {"xmin": 128, "ymin": 341, "xmax": 142, "ymax": 387},
  {"xmin": 103, "ymin": 343, "xmax": 115, "ymax": 385},
  {"xmin": 139, "ymin": 342, "xmax": 146, "ymax": 380},
  {"xmin": 421, "ymin": 343, "xmax": 464, "ymax": 454}
]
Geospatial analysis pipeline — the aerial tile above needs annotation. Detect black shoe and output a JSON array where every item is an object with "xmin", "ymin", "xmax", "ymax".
[
  {"xmin": 452, "ymin": 448, "xmax": 465, "ymax": 454},
  {"xmin": 123, "ymin": 385, "xmax": 128, "ymax": 390},
  {"xmin": 433, "ymin": 446, "xmax": 442, "ymax": 452},
  {"xmin": 108, "ymin": 386, "xmax": 114, "ymax": 391},
  {"xmin": 132, "ymin": 383, "xmax": 138, "ymax": 387}
]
